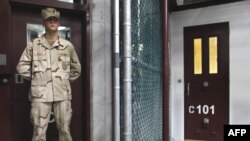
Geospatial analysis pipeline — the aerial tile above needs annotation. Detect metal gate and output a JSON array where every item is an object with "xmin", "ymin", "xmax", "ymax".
[{"xmin": 121, "ymin": 0, "xmax": 163, "ymax": 140}]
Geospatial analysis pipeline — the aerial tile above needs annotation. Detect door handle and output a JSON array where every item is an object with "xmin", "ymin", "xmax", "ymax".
[
  {"xmin": 49, "ymin": 112, "xmax": 55, "ymax": 123},
  {"xmin": 0, "ymin": 74, "xmax": 11, "ymax": 84},
  {"xmin": 203, "ymin": 81, "xmax": 209, "ymax": 87},
  {"xmin": 1, "ymin": 78, "xmax": 8, "ymax": 84},
  {"xmin": 186, "ymin": 83, "xmax": 190, "ymax": 96},
  {"xmin": 203, "ymin": 117, "xmax": 209, "ymax": 125}
]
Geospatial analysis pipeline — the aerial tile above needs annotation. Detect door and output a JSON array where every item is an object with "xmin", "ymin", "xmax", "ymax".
[
  {"xmin": 184, "ymin": 22, "xmax": 229, "ymax": 141},
  {"xmin": 11, "ymin": 7, "xmax": 85, "ymax": 141}
]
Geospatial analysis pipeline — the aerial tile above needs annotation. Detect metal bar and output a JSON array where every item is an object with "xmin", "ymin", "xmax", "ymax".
[
  {"xmin": 162, "ymin": 0, "xmax": 170, "ymax": 141},
  {"xmin": 123, "ymin": 0, "xmax": 132, "ymax": 140},
  {"xmin": 113, "ymin": 0, "xmax": 120, "ymax": 140}
]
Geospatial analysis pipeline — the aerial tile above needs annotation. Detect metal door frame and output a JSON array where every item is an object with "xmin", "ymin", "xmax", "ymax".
[{"xmin": 0, "ymin": 0, "xmax": 91, "ymax": 140}]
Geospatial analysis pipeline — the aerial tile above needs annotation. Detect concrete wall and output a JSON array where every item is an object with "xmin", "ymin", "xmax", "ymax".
[
  {"xmin": 89, "ymin": 0, "xmax": 112, "ymax": 141},
  {"xmin": 170, "ymin": 1, "xmax": 250, "ymax": 140}
]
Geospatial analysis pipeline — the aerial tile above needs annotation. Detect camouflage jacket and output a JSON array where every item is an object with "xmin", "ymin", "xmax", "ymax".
[{"xmin": 17, "ymin": 35, "xmax": 81, "ymax": 102}]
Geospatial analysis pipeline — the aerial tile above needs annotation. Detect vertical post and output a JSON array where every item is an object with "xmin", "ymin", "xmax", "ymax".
[
  {"xmin": 123, "ymin": 0, "xmax": 132, "ymax": 141},
  {"xmin": 162, "ymin": 0, "xmax": 170, "ymax": 141},
  {"xmin": 113, "ymin": 0, "xmax": 120, "ymax": 140}
]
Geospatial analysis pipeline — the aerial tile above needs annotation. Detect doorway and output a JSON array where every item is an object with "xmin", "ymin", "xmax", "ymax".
[
  {"xmin": 10, "ymin": 5, "xmax": 89, "ymax": 141},
  {"xmin": 184, "ymin": 22, "xmax": 229, "ymax": 141}
]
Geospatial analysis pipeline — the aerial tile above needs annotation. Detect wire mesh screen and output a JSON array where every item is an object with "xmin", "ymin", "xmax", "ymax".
[{"xmin": 121, "ymin": 0, "xmax": 163, "ymax": 140}]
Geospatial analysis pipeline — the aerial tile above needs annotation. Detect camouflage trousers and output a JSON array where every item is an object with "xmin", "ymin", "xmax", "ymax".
[{"xmin": 30, "ymin": 101, "xmax": 72, "ymax": 141}]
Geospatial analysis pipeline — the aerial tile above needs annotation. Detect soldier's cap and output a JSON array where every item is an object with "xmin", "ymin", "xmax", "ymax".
[{"xmin": 41, "ymin": 7, "xmax": 60, "ymax": 20}]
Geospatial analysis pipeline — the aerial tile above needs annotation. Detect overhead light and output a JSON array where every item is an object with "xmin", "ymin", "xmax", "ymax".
[{"xmin": 58, "ymin": 26, "xmax": 66, "ymax": 30}]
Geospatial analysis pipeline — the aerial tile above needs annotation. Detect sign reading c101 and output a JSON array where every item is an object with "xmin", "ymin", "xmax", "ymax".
[{"xmin": 188, "ymin": 105, "xmax": 215, "ymax": 115}]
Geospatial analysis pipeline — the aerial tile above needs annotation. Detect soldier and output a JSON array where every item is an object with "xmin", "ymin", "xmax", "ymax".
[{"xmin": 16, "ymin": 7, "xmax": 81, "ymax": 141}]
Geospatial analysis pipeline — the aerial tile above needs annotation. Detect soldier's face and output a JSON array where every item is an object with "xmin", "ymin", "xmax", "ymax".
[{"xmin": 44, "ymin": 17, "xmax": 59, "ymax": 32}]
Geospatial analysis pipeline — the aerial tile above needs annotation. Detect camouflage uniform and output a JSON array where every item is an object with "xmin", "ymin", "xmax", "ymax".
[
  {"xmin": 17, "ymin": 33, "xmax": 81, "ymax": 140},
  {"xmin": 17, "ymin": 36, "xmax": 81, "ymax": 102}
]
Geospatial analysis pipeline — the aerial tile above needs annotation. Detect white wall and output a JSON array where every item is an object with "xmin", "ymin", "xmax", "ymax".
[{"xmin": 170, "ymin": 1, "xmax": 250, "ymax": 140}]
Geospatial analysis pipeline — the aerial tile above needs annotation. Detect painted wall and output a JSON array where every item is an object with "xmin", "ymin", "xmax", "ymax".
[{"xmin": 170, "ymin": 1, "xmax": 250, "ymax": 140}]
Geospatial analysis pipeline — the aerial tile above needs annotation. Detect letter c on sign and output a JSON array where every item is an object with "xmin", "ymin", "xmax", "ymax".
[{"xmin": 189, "ymin": 106, "xmax": 195, "ymax": 114}]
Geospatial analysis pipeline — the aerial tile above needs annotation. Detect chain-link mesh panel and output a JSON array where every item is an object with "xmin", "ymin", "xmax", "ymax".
[{"xmin": 121, "ymin": 0, "xmax": 163, "ymax": 140}]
